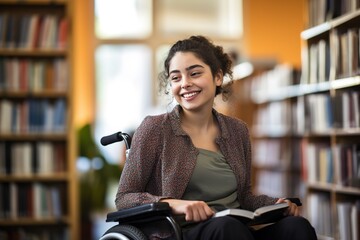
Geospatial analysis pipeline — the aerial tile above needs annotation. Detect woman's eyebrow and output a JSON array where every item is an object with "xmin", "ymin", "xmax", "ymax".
[
  {"xmin": 169, "ymin": 64, "xmax": 204, "ymax": 75},
  {"xmin": 186, "ymin": 64, "xmax": 204, "ymax": 71}
]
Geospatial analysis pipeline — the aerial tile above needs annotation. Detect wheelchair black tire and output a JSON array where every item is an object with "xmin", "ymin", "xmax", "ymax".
[{"xmin": 103, "ymin": 224, "xmax": 147, "ymax": 240}]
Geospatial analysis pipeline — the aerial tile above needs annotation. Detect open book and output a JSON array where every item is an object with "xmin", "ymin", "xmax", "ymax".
[{"xmin": 213, "ymin": 202, "xmax": 289, "ymax": 229}]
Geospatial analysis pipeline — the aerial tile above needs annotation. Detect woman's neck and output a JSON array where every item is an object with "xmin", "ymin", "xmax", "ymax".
[
  {"xmin": 180, "ymin": 107, "xmax": 214, "ymax": 132},
  {"xmin": 180, "ymin": 108, "xmax": 220, "ymax": 151}
]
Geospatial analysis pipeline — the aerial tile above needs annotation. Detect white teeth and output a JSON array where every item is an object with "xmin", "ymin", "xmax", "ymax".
[{"xmin": 183, "ymin": 92, "xmax": 198, "ymax": 98}]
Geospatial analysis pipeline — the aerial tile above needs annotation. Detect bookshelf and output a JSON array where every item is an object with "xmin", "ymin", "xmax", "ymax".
[
  {"xmin": 249, "ymin": 64, "xmax": 304, "ymax": 200},
  {"xmin": 0, "ymin": 0, "xmax": 78, "ymax": 239},
  {"xmin": 300, "ymin": 2, "xmax": 360, "ymax": 239}
]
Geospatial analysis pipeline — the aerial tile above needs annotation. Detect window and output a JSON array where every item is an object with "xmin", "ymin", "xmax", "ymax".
[
  {"xmin": 94, "ymin": 44, "xmax": 152, "ymax": 163},
  {"xmin": 95, "ymin": 0, "xmax": 152, "ymax": 38},
  {"xmin": 156, "ymin": 0, "xmax": 242, "ymax": 38}
]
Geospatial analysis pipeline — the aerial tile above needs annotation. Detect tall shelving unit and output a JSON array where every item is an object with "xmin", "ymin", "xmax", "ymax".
[
  {"xmin": 249, "ymin": 64, "xmax": 304, "ymax": 200},
  {"xmin": 247, "ymin": 3, "xmax": 360, "ymax": 239},
  {"xmin": 0, "ymin": 0, "xmax": 77, "ymax": 239},
  {"xmin": 300, "ymin": 2, "xmax": 360, "ymax": 239}
]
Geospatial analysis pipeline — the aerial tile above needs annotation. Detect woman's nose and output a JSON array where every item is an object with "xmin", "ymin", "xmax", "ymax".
[{"xmin": 181, "ymin": 76, "xmax": 193, "ymax": 89}]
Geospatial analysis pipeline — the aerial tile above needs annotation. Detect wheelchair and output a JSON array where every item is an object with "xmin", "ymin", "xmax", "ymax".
[
  {"xmin": 99, "ymin": 131, "xmax": 183, "ymax": 240},
  {"xmin": 98, "ymin": 131, "xmax": 303, "ymax": 240}
]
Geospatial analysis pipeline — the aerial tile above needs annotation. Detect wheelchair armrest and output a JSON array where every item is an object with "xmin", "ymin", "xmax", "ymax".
[
  {"xmin": 106, "ymin": 202, "xmax": 172, "ymax": 223},
  {"xmin": 106, "ymin": 202, "xmax": 182, "ymax": 240}
]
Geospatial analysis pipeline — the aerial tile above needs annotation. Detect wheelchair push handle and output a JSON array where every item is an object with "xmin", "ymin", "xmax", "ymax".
[{"xmin": 100, "ymin": 131, "xmax": 132, "ymax": 150}]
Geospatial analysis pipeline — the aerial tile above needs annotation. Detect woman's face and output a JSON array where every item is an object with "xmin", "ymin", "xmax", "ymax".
[{"xmin": 168, "ymin": 52, "xmax": 222, "ymax": 112}]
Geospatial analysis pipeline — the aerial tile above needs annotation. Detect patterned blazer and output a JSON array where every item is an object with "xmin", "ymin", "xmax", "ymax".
[{"xmin": 115, "ymin": 105, "xmax": 277, "ymax": 212}]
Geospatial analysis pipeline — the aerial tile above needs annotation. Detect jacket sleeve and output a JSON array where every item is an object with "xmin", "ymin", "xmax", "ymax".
[{"xmin": 115, "ymin": 116, "xmax": 169, "ymax": 210}]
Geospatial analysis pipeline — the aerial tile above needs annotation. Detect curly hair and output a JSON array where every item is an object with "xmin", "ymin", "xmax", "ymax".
[{"xmin": 159, "ymin": 35, "xmax": 233, "ymax": 101}]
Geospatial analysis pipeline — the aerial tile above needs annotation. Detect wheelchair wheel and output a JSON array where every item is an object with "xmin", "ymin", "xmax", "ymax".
[{"xmin": 100, "ymin": 224, "xmax": 148, "ymax": 240}]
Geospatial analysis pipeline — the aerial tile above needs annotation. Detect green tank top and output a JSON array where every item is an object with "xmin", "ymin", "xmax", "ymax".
[{"xmin": 182, "ymin": 148, "xmax": 240, "ymax": 211}]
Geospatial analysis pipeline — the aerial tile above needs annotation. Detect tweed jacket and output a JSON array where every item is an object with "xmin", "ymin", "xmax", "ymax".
[{"xmin": 115, "ymin": 105, "xmax": 277, "ymax": 212}]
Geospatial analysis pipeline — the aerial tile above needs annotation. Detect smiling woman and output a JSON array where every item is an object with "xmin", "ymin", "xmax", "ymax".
[{"xmin": 114, "ymin": 35, "xmax": 318, "ymax": 240}]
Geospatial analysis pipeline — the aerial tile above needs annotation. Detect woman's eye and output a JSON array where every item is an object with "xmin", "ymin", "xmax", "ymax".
[
  {"xmin": 191, "ymin": 71, "xmax": 201, "ymax": 77},
  {"xmin": 170, "ymin": 76, "xmax": 180, "ymax": 81}
]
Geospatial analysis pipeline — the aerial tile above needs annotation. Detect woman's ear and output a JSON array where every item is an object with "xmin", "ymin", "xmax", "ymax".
[{"xmin": 215, "ymin": 71, "xmax": 223, "ymax": 86}]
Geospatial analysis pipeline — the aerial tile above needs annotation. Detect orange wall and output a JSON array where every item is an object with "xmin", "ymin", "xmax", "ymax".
[
  {"xmin": 242, "ymin": 0, "xmax": 306, "ymax": 68},
  {"xmin": 73, "ymin": 0, "xmax": 94, "ymax": 128}
]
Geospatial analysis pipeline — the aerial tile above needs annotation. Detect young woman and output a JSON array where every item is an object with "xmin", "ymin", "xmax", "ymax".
[{"xmin": 115, "ymin": 35, "xmax": 317, "ymax": 240}]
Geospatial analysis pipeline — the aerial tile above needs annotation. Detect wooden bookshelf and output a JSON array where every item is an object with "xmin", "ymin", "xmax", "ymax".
[
  {"xmin": 301, "ymin": 2, "xmax": 360, "ymax": 239},
  {"xmin": 248, "ymin": 64, "xmax": 304, "ymax": 200},
  {"xmin": 247, "ymin": 7, "xmax": 360, "ymax": 239},
  {"xmin": 0, "ymin": 0, "xmax": 78, "ymax": 239}
]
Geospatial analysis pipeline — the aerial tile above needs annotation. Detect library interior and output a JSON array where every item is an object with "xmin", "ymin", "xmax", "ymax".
[{"xmin": 0, "ymin": 0, "xmax": 359, "ymax": 239}]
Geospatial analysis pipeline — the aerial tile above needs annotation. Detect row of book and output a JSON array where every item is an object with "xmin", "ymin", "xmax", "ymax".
[
  {"xmin": 334, "ymin": 143, "xmax": 360, "ymax": 187},
  {"xmin": 0, "ymin": 57, "xmax": 68, "ymax": 92},
  {"xmin": 0, "ymin": 13, "xmax": 68, "ymax": 50},
  {"xmin": 303, "ymin": 39, "xmax": 331, "ymax": 84},
  {"xmin": 301, "ymin": 141, "xmax": 333, "ymax": 184},
  {"xmin": 308, "ymin": 0, "xmax": 360, "ymax": 27},
  {"xmin": 301, "ymin": 141, "xmax": 360, "ymax": 187},
  {"xmin": 255, "ymin": 170, "xmax": 287, "ymax": 197},
  {"xmin": 253, "ymin": 138, "xmax": 301, "ymax": 169},
  {"xmin": 307, "ymin": 193, "xmax": 360, "ymax": 239},
  {"xmin": 0, "ymin": 228, "xmax": 69, "ymax": 240},
  {"xmin": 250, "ymin": 64, "xmax": 301, "ymax": 103},
  {"xmin": 0, "ymin": 98, "xmax": 67, "ymax": 134},
  {"xmin": 337, "ymin": 200, "xmax": 360, "ymax": 240},
  {"xmin": 305, "ymin": 91, "xmax": 360, "ymax": 131},
  {"xmin": 333, "ymin": 90, "xmax": 360, "ymax": 129},
  {"xmin": 335, "ymin": 28, "xmax": 360, "ymax": 79},
  {"xmin": 307, "ymin": 192, "xmax": 333, "ymax": 237},
  {"xmin": 251, "ymin": 64, "xmax": 300, "ymax": 91},
  {"xmin": 0, "ymin": 141, "xmax": 66, "ymax": 176},
  {"xmin": 0, "ymin": 182, "xmax": 65, "ymax": 219},
  {"xmin": 254, "ymin": 170, "xmax": 301, "ymax": 198},
  {"xmin": 302, "ymin": 27, "xmax": 360, "ymax": 84},
  {"xmin": 253, "ymin": 100, "xmax": 292, "ymax": 136},
  {"xmin": 254, "ymin": 91, "xmax": 360, "ymax": 135},
  {"xmin": 305, "ymin": 93, "xmax": 333, "ymax": 132}
]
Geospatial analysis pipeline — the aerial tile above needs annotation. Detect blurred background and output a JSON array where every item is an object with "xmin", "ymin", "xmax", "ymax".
[
  {"xmin": 74, "ymin": 0, "xmax": 304, "ymax": 238},
  {"xmin": 1, "ymin": 0, "xmax": 360, "ymax": 239}
]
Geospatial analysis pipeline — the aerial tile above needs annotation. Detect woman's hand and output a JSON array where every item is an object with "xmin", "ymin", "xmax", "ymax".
[
  {"xmin": 276, "ymin": 198, "xmax": 300, "ymax": 216},
  {"xmin": 160, "ymin": 199, "xmax": 214, "ymax": 222}
]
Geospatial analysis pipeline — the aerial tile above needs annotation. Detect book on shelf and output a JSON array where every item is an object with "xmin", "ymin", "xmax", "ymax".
[
  {"xmin": 307, "ymin": 193, "xmax": 333, "ymax": 237},
  {"xmin": 307, "ymin": 0, "xmax": 357, "ymax": 27},
  {"xmin": 333, "ymin": 91, "xmax": 360, "ymax": 129},
  {"xmin": 334, "ymin": 143, "xmax": 360, "ymax": 187},
  {"xmin": 0, "ymin": 58, "xmax": 69, "ymax": 92},
  {"xmin": 0, "ymin": 182, "xmax": 64, "ymax": 219},
  {"xmin": 213, "ymin": 202, "xmax": 289, "ymax": 229},
  {"xmin": 0, "ymin": 13, "xmax": 68, "ymax": 50},
  {"xmin": 334, "ymin": 28, "xmax": 360, "ymax": 79},
  {"xmin": 305, "ymin": 93, "xmax": 334, "ymax": 132},
  {"xmin": 0, "ymin": 141, "xmax": 66, "ymax": 176},
  {"xmin": 337, "ymin": 201, "xmax": 360, "ymax": 240},
  {"xmin": 301, "ymin": 141, "xmax": 334, "ymax": 184},
  {"xmin": 255, "ymin": 170, "xmax": 287, "ymax": 197},
  {"xmin": 0, "ymin": 98, "xmax": 67, "ymax": 134}
]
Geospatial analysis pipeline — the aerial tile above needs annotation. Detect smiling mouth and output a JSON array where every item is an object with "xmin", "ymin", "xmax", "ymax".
[{"xmin": 182, "ymin": 91, "xmax": 200, "ymax": 99}]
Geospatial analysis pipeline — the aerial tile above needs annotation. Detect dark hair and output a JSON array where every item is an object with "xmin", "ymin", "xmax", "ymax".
[{"xmin": 159, "ymin": 35, "xmax": 233, "ymax": 101}]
